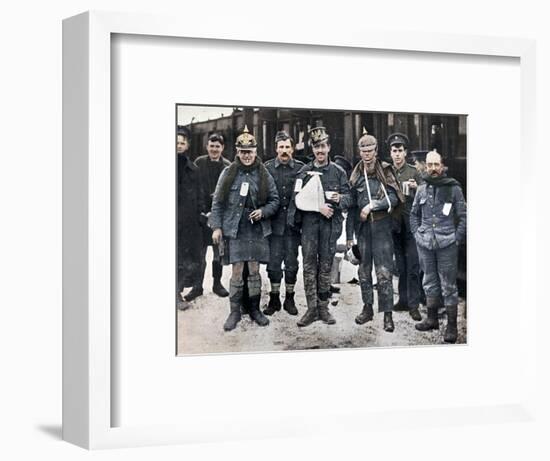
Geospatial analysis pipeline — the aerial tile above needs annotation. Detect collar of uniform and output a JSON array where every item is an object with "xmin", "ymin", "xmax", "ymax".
[
  {"xmin": 274, "ymin": 157, "xmax": 295, "ymax": 168},
  {"xmin": 393, "ymin": 162, "xmax": 408, "ymax": 174},
  {"xmin": 312, "ymin": 158, "xmax": 331, "ymax": 171},
  {"xmin": 207, "ymin": 155, "xmax": 225, "ymax": 164}
]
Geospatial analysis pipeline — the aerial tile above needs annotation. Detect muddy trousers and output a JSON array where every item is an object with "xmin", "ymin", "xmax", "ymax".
[
  {"xmin": 266, "ymin": 232, "xmax": 300, "ymax": 285},
  {"xmin": 357, "ymin": 217, "xmax": 395, "ymax": 313},
  {"xmin": 416, "ymin": 243, "xmax": 458, "ymax": 307},
  {"xmin": 393, "ymin": 225, "xmax": 422, "ymax": 308},
  {"xmin": 301, "ymin": 215, "xmax": 337, "ymax": 310}
]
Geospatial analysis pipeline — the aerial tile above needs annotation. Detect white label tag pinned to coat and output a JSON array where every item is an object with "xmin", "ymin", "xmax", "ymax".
[
  {"xmin": 294, "ymin": 179, "xmax": 303, "ymax": 192},
  {"xmin": 442, "ymin": 202, "xmax": 452, "ymax": 216},
  {"xmin": 240, "ymin": 182, "xmax": 249, "ymax": 197}
]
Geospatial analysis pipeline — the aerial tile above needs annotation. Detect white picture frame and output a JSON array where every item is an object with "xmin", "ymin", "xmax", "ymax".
[{"xmin": 62, "ymin": 10, "xmax": 538, "ymax": 450}]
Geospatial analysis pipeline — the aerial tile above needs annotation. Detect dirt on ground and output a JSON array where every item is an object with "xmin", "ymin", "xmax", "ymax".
[{"xmin": 177, "ymin": 249, "xmax": 466, "ymax": 355}]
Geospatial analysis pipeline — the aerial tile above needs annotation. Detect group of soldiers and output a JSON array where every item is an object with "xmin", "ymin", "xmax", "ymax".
[{"xmin": 177, "ymin": 123, "xmax": 466, "ymax": 344}]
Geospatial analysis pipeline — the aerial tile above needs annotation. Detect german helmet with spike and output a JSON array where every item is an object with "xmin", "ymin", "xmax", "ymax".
[
  {"xmin": 235, "ymin": 125, "xmax": 257, "ymax": 149},
  {"xmin": 357, "ymin": 127, "xmax": 377, "ymax": 148},
  {"xmin": 308, "ymin": 126, "xmax": 329, "ymax": 146}
]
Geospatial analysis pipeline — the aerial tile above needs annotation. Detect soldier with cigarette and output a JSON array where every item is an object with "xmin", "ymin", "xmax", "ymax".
[{"xmin": 210, "ymin": 126, "xmax": 280, "ymax": 331}]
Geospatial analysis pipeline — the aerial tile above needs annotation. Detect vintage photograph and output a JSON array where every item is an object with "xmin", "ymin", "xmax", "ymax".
[{"xmin": 176, "ymin": 104, "xmax": 467, "ymax": 355}]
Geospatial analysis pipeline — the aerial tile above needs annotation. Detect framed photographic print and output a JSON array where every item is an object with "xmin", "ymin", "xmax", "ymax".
[
  {"xmin": 63, "ymin": 11, "xmax": 537, "ymax": 449},
  {"xmin": 175, "ymin": 103, "xmax": 468, "ymax": 355}
]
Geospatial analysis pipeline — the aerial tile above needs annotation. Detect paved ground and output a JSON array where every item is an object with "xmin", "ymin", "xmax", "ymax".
[{"xmin": 177, "ymin": 248, "xmax": 467, "ymax": 355}]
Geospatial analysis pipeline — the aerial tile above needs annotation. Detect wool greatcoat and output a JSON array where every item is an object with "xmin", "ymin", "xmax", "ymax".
[{"xmin": 210, "ymin": 160, "xmax": 279, "ymax": 264}]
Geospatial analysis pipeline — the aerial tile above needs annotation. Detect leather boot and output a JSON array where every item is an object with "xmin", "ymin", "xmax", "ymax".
[
  {"xmin": 355, "ymin": 304, "xmax": 374, "ymax": 325},
  {"xmin": 415, "ymin": 308, "xmax": 438, "ymax": 331},
  {"xmin": 297, "ymin": 306, "xmax": 318, "ymax": 327},
  {"xmin": 263, "ymin": 292, "xmax": 282, "ymax": 315},
  {"xmin": 393, "ymin": 300, "xmax": 408, "ymax": 311},
  {"xmin": 248, "ymin": 295, "xmax": 269, "ymax": 327},
  {"xmin": 409, "ymin": 306, "xmax": 422, "ymax": 321},
  {"xmin": 224, "ymin": 280, "xmax": 243, "ymax": 331},
  {"xmin": 184, "ymin": 286, "xmax": 203, "ymax": 302},
  {"xmin": 444, "ymin": 305, "xmax": 458, "ymax": 343},
  {"xmin": 212, "ymin": 279, "xmax": 229, "ymax": 297},
  {"xmin": 176, "ymin": 281, "xmax": 190, "ymax": 311},
  {"xmin": 283, "ymin": 292, "xmax": 298, "ymax": 315},
  {"xmin": 223, "ymin": 303, "xmax": 241, "ymax": 331},
  {"xmin": 318, "ymin": 300, "xmax": 336, "ymax": 325},
  {"xmin": 177, "ymin": 298, "xmax": 191, "ymax": 311},
  {"xmin": 415, "ymin": 297, "xmax": 440, "ymax": 331},
  {"xmin": 383, "ymin": 312, "xmax": 394, "ymax": 332}
]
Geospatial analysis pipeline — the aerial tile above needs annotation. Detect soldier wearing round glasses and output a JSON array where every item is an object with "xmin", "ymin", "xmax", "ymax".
[{"xmin": 210, "ymin": 126, "xmax": 280, "ymax": 331}]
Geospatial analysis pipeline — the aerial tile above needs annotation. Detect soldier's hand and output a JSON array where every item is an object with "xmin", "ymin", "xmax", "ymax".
[
  {"xmin": 346, "ymin": 239, "xmax": 354, "ymax": 249},
  {"xmin": 249, "ymin": 209, "xmax": 263, "ymax": 221},
  {"xmin": 330, "ymin": 192, "xmax": 341, "ymax": 203},
  {"xmin": 360, "ymin": 204, "xmax": 372, "ymax": 222},
  {"xmin": 408, "ymin": 179, "xmax": 418, "ymax": 190},
  {"xmin": 212, "ymin": 228, "xmax": 223, "ymax": 244},
  {"xmin": 319, "ymin": 204, "xmax": 334, "ymax": 219}
]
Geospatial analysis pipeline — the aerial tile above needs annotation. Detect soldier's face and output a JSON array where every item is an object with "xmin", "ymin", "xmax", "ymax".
[
  {"xmin": 177, "ymin": 135, "xmax": 189, "ymax": 154},
  {"xmin": 359, "ymin": 143, "xmax": 377, "ymax": 164},
  {"xmin": 207, "ymin": 141, "xmax": 224, "ymax": 161},
  {"xmin": 237, "ymin": 148, "xmax": 257, "ymax": 166},
  {"xmin": 426, "ymin": 152, "xmax": 444, "ymax": 177},
  {"xmin": 390, "ymin": 145, "xmax": 407, "ymax": 167},
  {"xmin": 312, "ymin": 141, "xmax": 330, "ymax": 165},
  {"xmin": 276, "ymin": 139, "xmax": 294, "ymax": 164}
]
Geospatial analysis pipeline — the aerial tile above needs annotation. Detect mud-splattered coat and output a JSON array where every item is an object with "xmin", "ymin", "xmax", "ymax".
[
  {"xmin": 347, "ymin": 161, "xmax": 399, "ymax": 312},
  {"xmin": 288, "ymin": 160, "xmax": 351, "ymax": 310}
]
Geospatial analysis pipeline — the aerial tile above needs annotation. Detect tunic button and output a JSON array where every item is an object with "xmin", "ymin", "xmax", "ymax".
[{"xmin": 432, "ymin": 224, "xmax": 436, "ymax": 227}]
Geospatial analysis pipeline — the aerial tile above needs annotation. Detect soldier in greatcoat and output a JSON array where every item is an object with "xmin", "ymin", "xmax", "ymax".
[
  {"xmin": 210, "ymin": 127, "xmax": 280, "ymax": 331},
  {"xmin": 177, "ymin": 127, "xmax": 204, "ymax": 311},
  {"xmin": 411, "ymin": 150, "xmax": 466, "ymax": 343}
]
